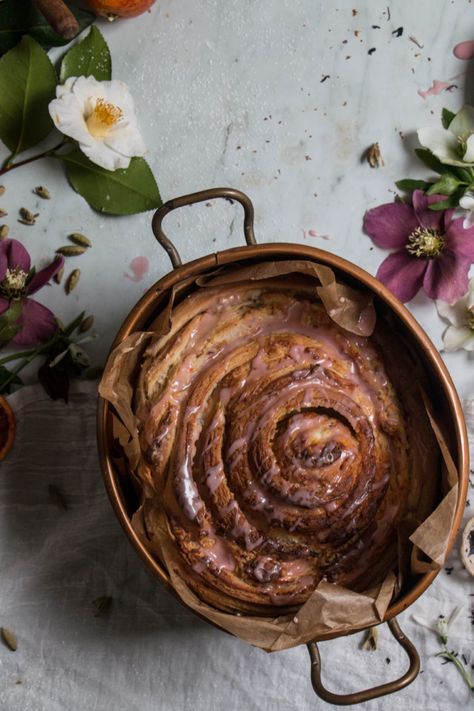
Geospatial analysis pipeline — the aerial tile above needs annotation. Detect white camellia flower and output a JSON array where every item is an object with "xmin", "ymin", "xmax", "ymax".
[
  {"xmin": 49, "ymin": 76, "xmax": 146, "ymax": 171},
  {"xmin": 418, "ymin": 105, "xmax": 474, "ymax": 166},
  {"xmin": 436, "ymin": 277, "xmax": 474, "ymax": 351},
  {"xmin": 459, "ymin": 191, "xmax": 474, "ymax": 228}
]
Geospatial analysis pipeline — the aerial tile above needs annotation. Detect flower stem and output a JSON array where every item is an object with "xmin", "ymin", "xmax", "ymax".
[
  {"xmin": 0, "ymin": 140, "xmax": 69, "ymax": 176},
  {"xmin": 437, "ymin": 650, "xmax": 474, "ymax": 693}
]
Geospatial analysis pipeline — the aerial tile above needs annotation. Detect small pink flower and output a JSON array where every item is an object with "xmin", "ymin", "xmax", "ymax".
[
  {"xmin": 0, "ymin": 239, "xmax": 64, "ymax": 346},
  {"xmin": 363, "ymin": 190, "xmax": 474, "ymax": 303}
]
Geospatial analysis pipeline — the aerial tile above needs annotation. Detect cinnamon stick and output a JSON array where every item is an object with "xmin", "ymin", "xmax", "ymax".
[{"xmin": 33, "ymin": 0, "xmax": 80, "ymax": 40}]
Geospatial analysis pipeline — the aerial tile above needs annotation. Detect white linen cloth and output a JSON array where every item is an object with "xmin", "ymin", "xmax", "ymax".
[{"xmin": 0, "ymin": 382, "xmax": 472, "ymax": 711}]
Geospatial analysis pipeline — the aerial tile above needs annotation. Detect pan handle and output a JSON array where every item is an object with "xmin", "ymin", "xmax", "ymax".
[
  {"xmin": 151, "ymin": 187, "xmax": 257, "ymax": 269},
  {"xmin": 307, "ymin": 618, "xmax": 420, "ymax": 705}
]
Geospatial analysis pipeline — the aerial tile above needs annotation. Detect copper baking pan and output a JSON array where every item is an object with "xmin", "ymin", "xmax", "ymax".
[{"xmin": 97, "ymin": 188, "xmax": 469, "ymax": 705}]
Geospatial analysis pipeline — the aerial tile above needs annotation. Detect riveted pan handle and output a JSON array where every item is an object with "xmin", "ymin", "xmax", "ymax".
[
  {"xmin": 307, "ymin": 618, "xmax": 420, "ymax": 705},
  {"xmin": 151, "ymin": 187, "xmax": 256, "ymax": 269}
]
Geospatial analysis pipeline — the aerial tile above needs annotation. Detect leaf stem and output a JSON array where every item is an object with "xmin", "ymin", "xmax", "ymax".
[{"xmin": 0, "ymin": 140, "xmax": 69, "ymax": 176}]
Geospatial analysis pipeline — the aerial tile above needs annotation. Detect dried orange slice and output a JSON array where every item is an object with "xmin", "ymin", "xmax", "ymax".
[{"xmin": 0, "ymin": 395, "xmax": 15, "ymax": 461}]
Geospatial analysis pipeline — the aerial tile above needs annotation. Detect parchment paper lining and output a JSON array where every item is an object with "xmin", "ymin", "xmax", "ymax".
[{"xmin": 99, "ymin": 260, "xmax": 459, "ymax": 652}]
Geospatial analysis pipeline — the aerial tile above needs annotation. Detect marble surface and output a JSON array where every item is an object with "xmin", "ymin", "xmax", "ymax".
[{"xmin": 1, "ymin": 1, "xmax": 474, "ymax": 709}]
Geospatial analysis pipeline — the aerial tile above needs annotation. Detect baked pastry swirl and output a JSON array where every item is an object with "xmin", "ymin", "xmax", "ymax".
[{"xmin": 133, "ymin": 278, "xmax": 410, "ymax": 613}]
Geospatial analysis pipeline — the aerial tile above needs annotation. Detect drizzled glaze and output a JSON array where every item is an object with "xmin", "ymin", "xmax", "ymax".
[{"xmin": 138, "ymin": 284, "xmax": 408, "ymax": 610}]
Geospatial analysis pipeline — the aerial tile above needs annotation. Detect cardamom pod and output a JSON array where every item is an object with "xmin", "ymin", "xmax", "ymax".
[
  {"xmin": 34, "ymin": 186, "xmax": 51, "ymax": 199},
  {"xmin": 68, "ymin": 233, "xmax": 92, "ymax": 248},
  {"xmin": 0, "ymin": 186, "xmax": 5, "ymax": 197},
  {"xmin": 54, "ymin": 266, "xmax": 64, "ymax": 285},
  {"xmin": 0, "ymin": 225, "xmax": 9, "ymax": 240},
  {"xmin": 65, "ymin": 269, "xmax": 81, "ymax": 294},
  {"xmin": 361, "ymin": 626, "xmax": 378, "ymax": 651},
  {"xmin": 1, "ymin": 627, "xmax": 17, "ymax": 651},
  {"xmin": 79, "ymin": 315, "xmax": 94, "ymax": 333},
  {"xmin": 56, "ymin": 246, "xmax": 87, "ymax": 257},
  {"xmin": 0, "ymin": 209, "xmax": 7, "ymax": 218}
]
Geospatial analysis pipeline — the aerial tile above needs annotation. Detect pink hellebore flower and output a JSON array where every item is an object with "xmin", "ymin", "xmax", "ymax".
[
  {"xmin": 363, "ymin": 190, "xmax": 474, "ymax": 303},
  {"xmin": 0, "ymin": 239, "xmax": 64, "ymax": 346}
]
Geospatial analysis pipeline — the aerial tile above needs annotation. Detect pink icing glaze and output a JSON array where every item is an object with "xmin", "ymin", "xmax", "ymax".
[
  {"xmin": 124, "ymin": 256, "xmax": 149, "ymax": 282},
  {"xmin": 453, "ymin": 40, "xmax": 474, "ymax": 60}
]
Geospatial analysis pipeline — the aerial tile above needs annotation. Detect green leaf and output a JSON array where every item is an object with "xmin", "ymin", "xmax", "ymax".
[
  {"xmin": 0, "ymin": 36, "xmax": 57, "ymax": 157},
  {"xmin": 428, "ymin": 188, "xmax": 466, "ymax": 210},
  {"xmin": 395, "ymin": 179, "xmax": 432, "ymax": 192},
  {"xmin": 0, "ymin": 365, "xmax": 22, "ymax": 394},
  {"xmin": 0, "ymin": 1, "xmax": 95, "ymax": 57},
  {"xmin": 0, "ymin": 301, "xmax": 22, "ymax": 345},
  {"xmin": 426, "ymin": 173, "xmax": 462, "ymax": 196},
  {"xmin": 61, "ymin": 148, "xmax": 162, "ymax": 215},
  {"xmin": 60, "ymin": 25, "xmax": 111, "ymax": 83},
  {"xmin": 441, "ymin": 107, "xmax": 456, "ymax": 130},
  {"xmin": 414, "ymin": 148, "xmax": 450, "ymax": 174}
]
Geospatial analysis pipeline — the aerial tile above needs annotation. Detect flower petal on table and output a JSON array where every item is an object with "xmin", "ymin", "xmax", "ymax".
[
  {"xmin": 1, "ymin": 239, "xmax": 31, "ymax": 273},
  {"xmin": 417, "ymin": 127, "xmax": 462, "ymax": 164},
  {"xmin": 423, "ymin": 251, "xmax": 470, "ymax": 302},
  {"xmin": 445, "ymin": 216, "xmax": 474, "ymax": 259},
  {"xmin": 412, "ymin": 190, "xmax": 446, "ymax": 231},
  {"xmin": 12, "ymin": 299, "xmax": 57, "ymax": 346},
  {"xmin": 363, "ymin": 203, "xmax": 418, "ymax": 249},
  {"xmin": 27, "ymin": 256, "xmax": 64, "ymax": 296},
  {"xmin": 376, "ymin": 250, "xmax": 426, "ymax": 302}
]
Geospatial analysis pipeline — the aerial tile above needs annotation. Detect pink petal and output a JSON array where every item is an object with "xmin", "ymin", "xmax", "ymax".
[
  {"xmin": 0, "ymin": 238, "xmax": 31, "ymax": 273},
  {"xmin": 423, "ymin": 251, "xmax": 471, "ymax": 302},
  {"xmin": 376, "ymin": 250, "xmax": 427, "ymax": 302},
  {"xmin": 12, "ymin": 298, "xmax": 57, "ymax": 346},
  {"xmin": 363, "ymin": 202, "xmax": 418, "ymax": 249},
  {"xmin": 412, "ymin": 190, "xmax": 446, "ymax": 231},
  {"xmin": 444, "ymin": 216, "xmax": 474, "ymax": 260},
  {"xmin": 27, "ymin": 256, "xmax": 64, "ymax": 295}
]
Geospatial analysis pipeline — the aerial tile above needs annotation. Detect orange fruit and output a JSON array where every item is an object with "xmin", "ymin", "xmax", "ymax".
[
  {"xmin": 86, "ymin": 0, "xmax": 156, "ymax": 18},
  {"xmin": 0, "ymin": 395, "xmax": 15, "ymax": 461}
]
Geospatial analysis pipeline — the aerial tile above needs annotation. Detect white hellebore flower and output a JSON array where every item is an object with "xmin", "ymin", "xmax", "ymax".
[
  {"xmin": 418, "ymin": 105, "xmax": 474, "ymax": 167},
  {"xmin": 436, "ymin": 277, "xmax": 474, "ymax": 351},
  {"xmin": 459, "ymin": 191, "xmax": 474, "ymax": 228},
  {"xmin": 49, "ymin": 76, "xmax": 146, "ymax": 171}
]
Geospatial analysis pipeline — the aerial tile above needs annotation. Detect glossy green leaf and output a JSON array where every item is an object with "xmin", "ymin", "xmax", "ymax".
[
  {"xmin": 60, "ymin": 25, "xmax": 111, "ymax": 83},
  {"xmin": 441, "ymin": 107, "xmax": 456, "ymax": 130},
  {"xmin": 0, "ymin": 36, "xmax": 57, "ymax": 157},
  {"xmin": 427, "ymin": 188, "xmax": 466, "ymax": 211},
  {"xmin": 61, "ymin": 148, "xmax": 162, "ymax": 215},
  {"xmin": 0, "ymin": 1, "xmax": 95, "ymax": 57},
  {"xmin": 395, "ymin": 179, "xmax": 431, "ymax": 192}
]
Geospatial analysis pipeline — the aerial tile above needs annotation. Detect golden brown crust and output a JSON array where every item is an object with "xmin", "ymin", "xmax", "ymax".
[{"xmin": 133, "ymin": 281, "xmax": 413, "ymax": 613}]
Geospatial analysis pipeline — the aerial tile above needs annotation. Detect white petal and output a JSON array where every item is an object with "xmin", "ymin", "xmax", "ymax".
[
  {"xmin": 449, "ymin": 105, "xmax": 474, "ymax": 137},
  {"xmin": 103, "ymin": 124, "xmax": 146, "ymax": 158},
  {"xmin": 462, "ymin": 212, "xmax": 474, "ymax": 229},
  {"xmin": 459, "ymin": 193, "xmax": 474, "ymax": 210},
  {"xmin": 442, "ymin": 325, "xmax": 474, "ymax": 351},
  {"xmin": 464, "ymin": 134, "xmax": 474, "ymax": 162},
  {"xmin": 436, "ymin": 296, "xmax": 469, "ymax": 327},
  {"xmin": 49, "ymin": 92, "xmax": 95, "ymax": 145},
  {"xmin": 417, "ymin": 127, "xmax": 463, "ymax": 164},
  {"xmin": 79, "ymin": 139, "xmax": 131, "ymax": 170}
]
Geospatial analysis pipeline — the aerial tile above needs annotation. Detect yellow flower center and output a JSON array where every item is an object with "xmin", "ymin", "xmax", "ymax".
[
  {"xmin": 406, "ymin": 227, "xmax": 444, "ymax": 258},
  {"xmin": 86, "ymin": 98, "xmax": 123, "ymax": 138},
  {"xmin": 0, "ymin": 268, "xmax": 28, "ymax": 299}
]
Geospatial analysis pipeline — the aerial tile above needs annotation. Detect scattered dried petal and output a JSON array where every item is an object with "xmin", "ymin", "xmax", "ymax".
[
  {"xmin": 68, "ymin": 233, "xmax": 92, "ymax": 248},
  {"xmin": 34, "ymin": 186, "xmax": 51, "ymax": 200},
  {"xmin": 92, "ymin": 596, "xmax": 113, "ymax": 616},
  {"xmin": 1, "ymin": 628, "xmax": 17, "ymax": 651},
  {"xmin": 409, "ymin": 35, "xmax": 424, "ymax": 48},
  {"xmin": 18, "ymin": 208, "xmax": 38, "ymax": 225},
  {"xmin": 365, "ymin": 142, "xmax": 384, "ymax": 168},
  {"xmin": 65, "ymin": 269, "xmax": 81, "ymax": 294},
  {"xmin": 48, "ymin": 484, "xmax": 68, "ymax": 511},
  {"xmin": 0, "ymin": 209, "xmax": 7, "ymax": 217},
  {"xmin": 0, "ymin": 186, "xmax": 5, "ymax": 197},
  {"xmin": 361, "ymin": 626, "xmax": 378, "ymax": 650},
  {"xmin": 79, "ymin": 315, "xmax": 94, "ymax": 333},
  {"xmin": 0, "ymin": 225, "xmax": 9, "ymax": 240}
]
